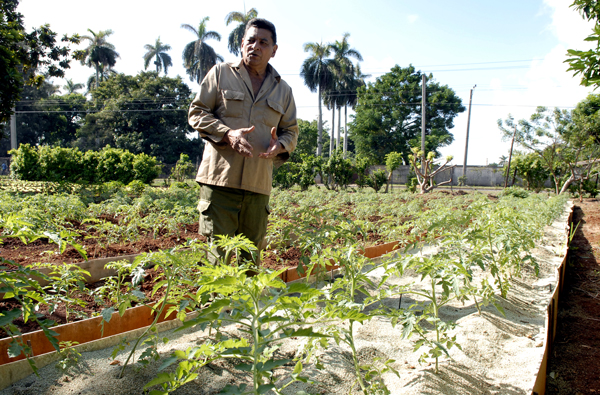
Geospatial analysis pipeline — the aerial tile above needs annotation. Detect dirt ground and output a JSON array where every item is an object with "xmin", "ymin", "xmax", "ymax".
[{"xmin": 547, "ymin": 199, "xmax": 600, "ymax": 394}]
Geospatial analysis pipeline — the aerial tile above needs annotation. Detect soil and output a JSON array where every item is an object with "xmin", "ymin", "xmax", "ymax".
[
  {"xmin": 0, "ymin": 220, "xmax": 202, "ymax": 269},
  {"xmin": 547, "ymin": 198, "xmax": 600, "ymax": 394},
  {"xmin": 0, "ymin": 266, "xmax": 171, "ymax": 339}
]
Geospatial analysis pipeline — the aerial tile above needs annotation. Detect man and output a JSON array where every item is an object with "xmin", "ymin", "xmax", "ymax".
[{"xmin": 188, "ymin": 18, "xmax": 298, "ymax": 264}]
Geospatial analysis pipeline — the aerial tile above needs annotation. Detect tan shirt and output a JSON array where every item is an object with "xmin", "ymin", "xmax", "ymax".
[{"xmin": 189, "ymin": 60, "xmax": 298, "ymax": 195}]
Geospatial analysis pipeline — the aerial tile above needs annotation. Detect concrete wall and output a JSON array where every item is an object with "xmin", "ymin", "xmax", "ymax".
[{"xmin": 373, "ymin": 165, "xmax": 515, "ymax": 187}]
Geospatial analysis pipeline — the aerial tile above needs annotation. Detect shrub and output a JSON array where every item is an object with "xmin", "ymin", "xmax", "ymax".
[
  {"xmin": 169, "ymin": 154, "xmax": 195, "ymax": 183},
  {"xmin": 500, "ymin": 186, "xmax": 529, "ymax": 198},
  {"xmin": 9, "ymin": 145, "xmax": 160, "ymax": 185},
  {"xmin": 127, "ymin": 180, "xmax": 148, "ymax": 195},
  {"xmin": 366, "ymin": 169, "xmax": 388, "ymax": 193},
  {"xmin": 8, "ymin": 144, "xmax": 40, "ymax": 181},
  {"xmin": 133, "ymin": 153, "xmax": 161, "ymax": 184}
]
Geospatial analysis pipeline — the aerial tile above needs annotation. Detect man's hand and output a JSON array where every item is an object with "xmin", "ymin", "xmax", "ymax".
[
  {"xmin": 259, "ymin": 127, "xmax": 286, "ymax": 159},
  {"xmin": 223, "ymin": 126, "xmax": 255, "ymax": 157}
]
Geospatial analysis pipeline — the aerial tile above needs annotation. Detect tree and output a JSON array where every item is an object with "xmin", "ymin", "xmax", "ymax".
[
  {"xmin": 300, "ymin": 41, "xmax": 337, "ymax": 157},
  {"xmin": 63, "ymin": 79, "xmax": 83, "ymax": 94},
  {"xmin": 343, "ymin": 64, "xmax": 368, "ymax": 156},
  {"xmin": 293, "ymin": 119, "xmax": 319, "ymax": 159},
  {"xmin": 224, "ymin": 8, "xmax": 258, "ymax": 56},
  {"xmin": 14, "ymin": 82, "xmax": 86, "ymax": 147},
  {"xmin": 330, "ymin": 33, "xmax": 363, "ymax": 154},
  {"xmin": 143, "ymin": 37, "xmax": 172, "ymax": 75},
  {"xmin": 566, "ymin": 0, "xmax": 600, "ymax": 87},
  {"xmin": 76, "ymin": 71, "xmax": 201, "ymax": 163},
  {"xmin": 408, "ymin": 148, "xmax": 455, "ymax": 194},
  {"xmin": 384, "ymin": 151, "xmax": 403, "ymax": 192},
  {"xmin": 0, "ymin": 0, "xmax": 80, "ymax": 124},
  {"xmin": 181, "ymin": 17, "xmax": 224, "ymax": 84},
  {"xmin": 350, "ymin": 65, "xmax": 465, "ymax": 164},
  {"xmin": 499, "ymin": 104, "xmax": 600, "ymax": 195},
  {"xmin": 77, "ymin": 29, "xmax": 119, "ymax": 89}
]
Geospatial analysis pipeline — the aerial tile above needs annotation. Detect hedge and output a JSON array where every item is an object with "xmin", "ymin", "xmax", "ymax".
[{"xmin": 9, "ymin": 145, "xmax": 161, "ymax": 184}]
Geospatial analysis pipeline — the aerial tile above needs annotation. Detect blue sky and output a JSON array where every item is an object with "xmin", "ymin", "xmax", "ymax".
[{"xmin": 18, "ymin": 0, "xmax": 596, "ymax": 165}]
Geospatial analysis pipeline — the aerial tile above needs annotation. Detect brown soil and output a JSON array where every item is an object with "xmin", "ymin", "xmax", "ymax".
[
  {"xmin": 0, "ymin": 266, "xmax": 181, "ymax": 339},
  {"xmin": 0, "ymin": 221, "xmax": 202, "ymax": 269},
  {"xmin": 547, "ymin": 199, "xmax": 600, "ymax": 394}
]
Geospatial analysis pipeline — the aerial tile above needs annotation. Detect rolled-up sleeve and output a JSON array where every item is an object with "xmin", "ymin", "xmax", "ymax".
[{"xmin": 188, "ymin": 66, "xmax": 231, "ymax": 144}]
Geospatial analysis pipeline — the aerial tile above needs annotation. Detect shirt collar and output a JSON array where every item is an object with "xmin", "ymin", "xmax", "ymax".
[{"xmin": 233, "ymin": 60, "xmax": 281, "ymax": 82}]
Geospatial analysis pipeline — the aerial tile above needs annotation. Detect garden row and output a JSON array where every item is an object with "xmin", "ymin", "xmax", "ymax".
[{"xmin": 0, "ymin": 185, "xmax": 568, "ymax": 393}]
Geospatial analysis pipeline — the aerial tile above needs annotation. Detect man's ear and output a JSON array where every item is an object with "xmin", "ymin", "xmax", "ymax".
[{"xmin": 271, "ymin": 44, "xmax": 278, "ymax": 58}]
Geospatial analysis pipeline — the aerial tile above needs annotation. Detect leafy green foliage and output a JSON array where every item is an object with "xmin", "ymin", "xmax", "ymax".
[
  {"xmin": 55, "ymin": 341, "xmax": 82, "ymax": 374},
  {"xmin": 350, "ymin": 65, "xmax": 465, "ymax": 164},
  {"xmin": 566, "ymin": 1, "xmax": 600, "ymax": 87},
  {"xmin": 169, "ymin": 153, "xmax": 195, "ymax": 182},
  {"xmin": 0, "ymin": 261, "xmax": 60, "ymax": 373},
  {"xmin": 36, "ymin": 263, "xmax": 91, "ymax": 323},
  {"xmin": 0, "ymin": 0, "xmax": 80, "ymax": 123},
  {"xmin": 144, "ymin": 237, "xmax": 326, "ymax": 395},
  {"xmin": 76, "ymin": 72, "xmax": 200, "ymax": 163},
  {"xmin": 9, "ymin": 144, "xmax": 160, "ymax": 184}
]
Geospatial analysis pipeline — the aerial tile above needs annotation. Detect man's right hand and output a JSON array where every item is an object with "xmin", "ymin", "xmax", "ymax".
[{"xmin": 222, "ymin": 126, "xmax": 255, "ymax": 157}]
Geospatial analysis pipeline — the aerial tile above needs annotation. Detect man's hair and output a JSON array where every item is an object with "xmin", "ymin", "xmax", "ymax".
[{"xmin": 244, "ymin": 18, "xmax": 277, "ymax": 45}]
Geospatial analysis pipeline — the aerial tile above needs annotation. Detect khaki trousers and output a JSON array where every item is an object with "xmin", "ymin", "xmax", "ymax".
[{"xmin": 198, "ymin": 184, "xmax": 270, "ymax": 264}]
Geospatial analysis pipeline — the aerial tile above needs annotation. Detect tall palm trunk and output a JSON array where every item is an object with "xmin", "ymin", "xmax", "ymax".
[
  {"xmin": 317, "ymin": 85, "xmax": 323, "ymax": 156},
  {"xmin": 344, "ymin": 104, "xmax": 348, "ymax": 157},
  {"xmin": 337, "ymin": 105, "xmax": 341, "ymax": 151},
  {"xmin": 95, "ymin": 64, "xmax": 100, "ymax": 89},
  {"xmin": 330, "ymin": 105, "xmax": 335, "ymax": 157}
]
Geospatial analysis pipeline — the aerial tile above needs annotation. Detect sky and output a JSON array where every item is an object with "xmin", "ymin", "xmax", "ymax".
[{"xmin": 17, "ymin": 0, "xmax": 597, "ymax": 165}]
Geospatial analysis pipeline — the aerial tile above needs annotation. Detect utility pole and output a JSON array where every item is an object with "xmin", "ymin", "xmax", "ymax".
[
  {"xmin": 10, "ymin": 107, "xmax": 17, "ymax": 150},
  {"xmin": 504, "ymin": 125, "xmax": 517, "ymax": 188},
  {"xmin": 462, "ymin": 85, "xmax": 476, "ymax": 178}
]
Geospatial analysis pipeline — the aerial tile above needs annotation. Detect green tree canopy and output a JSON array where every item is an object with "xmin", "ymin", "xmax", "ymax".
[
  {"xmin": 76, "ymin": 71, "xmax": 201, "ymax": 163},
  {"xmin": 566, "ymin": 0, "xmax": 600, "ymax": 87},
  {"xmin": 350, "ymin": 65, "xmax": 465, "ymax": 164},
  {"xmin": 224, "ymin": 8, "xmax": 258, "ymax": 56},
  {"xmin": 63, "ymin": 78, "xmax": 84, "ymax": 94},
  {"xmin": 76, "ymin": 29, "xmax": 119, "ymax": 89},
  {"xmin": 300, "ymin": 41, "xmax": 337, "ymax": 156},
  {"xmin": 0, "ymin": 0, "xmax": 79, "ymax": 124},
  {"xmin": 143, "ymin": 37, "xmax": 172, "ymax": 75},
  {"xmin": 181, "ymin": 17, "xmax": 223, "ymax": 84},
  {"xmin": 15, "ymin": 82, "xmax": 86, "ymax": 147},
  {"xmin": 293, "ymin": 119, "xmax": 319, "ymax": 159}
]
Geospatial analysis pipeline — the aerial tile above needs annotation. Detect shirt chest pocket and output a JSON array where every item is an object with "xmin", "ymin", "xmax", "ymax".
[
  {"xmin": 221, "ymin": 90, "xmax": 245, "ymax": 118},
  {"xmin": 263, "ymin": 98, "xmax": 284, "ymax": 128}
]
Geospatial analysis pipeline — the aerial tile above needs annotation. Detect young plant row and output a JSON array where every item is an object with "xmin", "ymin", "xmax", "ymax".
[
  {"xmin": 0, "ymin": 190, "xmax": 566, "ymax": 393},
  {"xmin": 111, "ymin": 193, "xmax": 566, "ymax": 393}
]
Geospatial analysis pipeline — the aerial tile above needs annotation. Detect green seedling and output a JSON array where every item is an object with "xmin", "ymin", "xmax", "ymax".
[{"xmin": 37, "ymin": 262, "xmax": 91, "ymax": 323}]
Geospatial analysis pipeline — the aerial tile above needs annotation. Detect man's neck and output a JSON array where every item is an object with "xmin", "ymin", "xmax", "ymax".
[{"xmin": 243, "ymin": 62, "xmax": 268, "ymax": 80}]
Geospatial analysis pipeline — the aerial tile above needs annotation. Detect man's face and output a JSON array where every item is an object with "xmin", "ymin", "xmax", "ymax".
[{"xmin": 241, "ymin": 26, "xmax": 277, "ymax": 72}]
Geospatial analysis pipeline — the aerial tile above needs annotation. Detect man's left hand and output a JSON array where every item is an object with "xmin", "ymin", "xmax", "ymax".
[{"xmin": 259, "ymin": 127, "xmax": 286, "ymax": 159}]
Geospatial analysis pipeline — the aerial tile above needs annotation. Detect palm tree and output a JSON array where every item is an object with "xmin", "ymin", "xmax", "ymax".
[
  {"xmin": 79, "ymin": 29, "xmax": 120, "ymax": 89},
  {"xmin": 225, "ymin": 8, "xmax": 258, "ymax": 56},
  {"xmin": 86, "ymin": 68, "xmax": 117, "ymax": 91},
  {"xmin": 330, "ymin": 33, "xmax": 363, "ymax": 155},
  {"xmin": 342, "ymin": 64, "xmax": 369, "ymax": 156},
  {"xmin": 143, "ymin": 37, "xmax": 173, "ymax": 75},
  {"xmin": 63, "ymin": 79, "xmax": 84, "ymax": 94},
  {"xmin": 181, "ymin": 17, "xmax": 224, "ymax": 84},
  {"xmin": 301, "ymin": 41, "xmax": 338, "ymax": 156}
]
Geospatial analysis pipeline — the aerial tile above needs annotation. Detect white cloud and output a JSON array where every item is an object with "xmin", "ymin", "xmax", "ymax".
[
  {"xmin": 407, "ymin": 15, "xmax": 418, "ymax": 24},
  {"xmin": 544, "ymin": 0, "xmax": 595, "ymax": 47}
]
